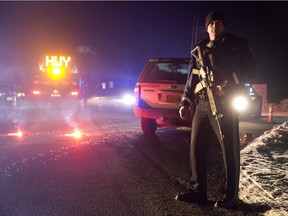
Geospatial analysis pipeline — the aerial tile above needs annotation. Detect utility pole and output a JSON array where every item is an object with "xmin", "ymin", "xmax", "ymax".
[{"xmin": 191, "ymin": 16, "xmax": 199, "ymax": 51}]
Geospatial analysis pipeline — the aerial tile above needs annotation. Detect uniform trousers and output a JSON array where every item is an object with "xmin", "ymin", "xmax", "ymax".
[{"xmin": 189, "ymin": 98, "xmax": 240, "ymax": 201}]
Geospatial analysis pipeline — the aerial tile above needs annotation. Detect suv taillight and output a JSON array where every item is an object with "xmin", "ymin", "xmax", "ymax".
[{"xmin": 134, "ymin": 83, "xmax": 141, "ymax": 104}]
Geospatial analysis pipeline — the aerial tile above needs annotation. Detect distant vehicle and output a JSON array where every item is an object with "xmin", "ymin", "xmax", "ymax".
[
  {"xmin": 86, "ymin": 78, "xmax": 136, "ymax": 110},
  {"xmin": 93, "ymin": 78, "xmax": 135, "ymax": 97},
  {"xmin": 28, "ymin": 55, "xmax": 81, "ymax": 106},
  {"xmin": 0, "ymin": 83, "xmax": 15, "ymax": 105},
  {"xmin": 133, "ymin": 58, "xmax": 191, "ymax": 134},
  {"xmin": 0, "ymin": 83, "xmax": 25, "ymax": 107}
]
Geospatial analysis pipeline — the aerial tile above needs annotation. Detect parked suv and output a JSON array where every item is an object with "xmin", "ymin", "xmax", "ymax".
[
  {"xmin": 133, "ymin": 59, "xmax": 263, "ymax": 134},
  {"xmin": 134, "ymin": 58, "xmax": 191, "ymax": 134}
]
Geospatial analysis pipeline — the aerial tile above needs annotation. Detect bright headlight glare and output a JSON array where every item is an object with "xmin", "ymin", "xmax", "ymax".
[
  {"xmin": 122, "ymin": 94, "xmax": 136, "ymax": 105},
  {"xmin": 233, "ymin": 96, "xmax": 248, "ymax": 111}
]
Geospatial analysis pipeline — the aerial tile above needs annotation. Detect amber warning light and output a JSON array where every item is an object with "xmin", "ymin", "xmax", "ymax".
[{"xmin": 45, "ymin": 56, "xmax": 71, "ymax": 79}]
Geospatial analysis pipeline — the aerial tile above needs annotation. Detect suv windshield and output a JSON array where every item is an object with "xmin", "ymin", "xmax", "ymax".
[{"xmin": 139, "ymin": 60, "xmax": 189, "ymax": 84}]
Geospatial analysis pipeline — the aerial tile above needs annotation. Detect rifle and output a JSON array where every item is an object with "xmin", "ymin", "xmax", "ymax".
[{"xmin": 191, "ymin": 45, "xmax": 224, "ymax": 140}]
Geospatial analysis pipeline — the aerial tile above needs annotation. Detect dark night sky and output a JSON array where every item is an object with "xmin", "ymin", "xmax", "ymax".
[{"xmin": 0, "ymin": 1, "xmax": 288, "ymax": 96}]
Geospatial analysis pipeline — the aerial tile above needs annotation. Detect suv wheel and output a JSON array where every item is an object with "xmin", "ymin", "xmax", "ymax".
[{"xmin": 141, "ymin": 118, "xmax": 157, "ymax": 134}]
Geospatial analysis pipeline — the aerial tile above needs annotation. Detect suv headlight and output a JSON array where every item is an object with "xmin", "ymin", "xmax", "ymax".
[{"xmin": 232, "ymin": 95, "xmax": 248, "ymax": 112}]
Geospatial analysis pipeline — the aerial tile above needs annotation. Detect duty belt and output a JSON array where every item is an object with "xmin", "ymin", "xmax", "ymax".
[{"xmin": 197, "ymin": 90, "xmax": 208, "ymax": 101}]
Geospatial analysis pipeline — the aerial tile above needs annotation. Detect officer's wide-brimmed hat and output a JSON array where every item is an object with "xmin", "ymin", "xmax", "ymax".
[{"xmin": 205, "ymin": 11, "xmax": 225, "ymax": 29}]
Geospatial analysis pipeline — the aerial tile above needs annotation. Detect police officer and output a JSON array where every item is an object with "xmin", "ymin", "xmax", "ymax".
[{"xmin": 175, "ymin": 11, "xmax": 256, "ymax": 209}]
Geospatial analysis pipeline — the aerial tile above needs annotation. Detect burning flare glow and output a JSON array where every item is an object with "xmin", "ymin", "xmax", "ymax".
[
  {"xmin": 65, "ymin": 128, "xmax": 82, "ymax": 138},
  {"xmin": 7, "ymin": 131, "xmax": 23, "ymax": 138}
]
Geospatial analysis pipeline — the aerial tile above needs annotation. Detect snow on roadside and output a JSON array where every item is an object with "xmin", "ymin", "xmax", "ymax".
[{"xmin": 239, "ymin": 121, "xmax": 288, "ymax": 215}]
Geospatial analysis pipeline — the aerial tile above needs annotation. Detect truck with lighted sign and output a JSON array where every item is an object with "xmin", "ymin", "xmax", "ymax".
[{"xmin": 28, "ymin": 55, "xmax": 81, "ymax": 106}]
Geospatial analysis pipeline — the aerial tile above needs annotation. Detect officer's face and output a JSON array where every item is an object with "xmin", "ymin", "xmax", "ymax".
[{"xmin": 207, "ymin": 20, "xmax": 225, "ymax": 41}]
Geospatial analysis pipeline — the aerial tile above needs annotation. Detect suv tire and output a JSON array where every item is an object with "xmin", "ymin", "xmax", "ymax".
[{"xmin": 141, "ymin": 118, "xmax": 157, "ymax": 134}]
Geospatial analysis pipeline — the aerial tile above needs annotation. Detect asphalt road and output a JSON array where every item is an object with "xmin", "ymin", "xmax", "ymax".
[{"xmin": 0, "ymin": 105, "xmax": 284, "ymax": 216}]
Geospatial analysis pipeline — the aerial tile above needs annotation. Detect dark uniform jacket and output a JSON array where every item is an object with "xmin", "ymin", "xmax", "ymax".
[{"xmin": 180, "ymin": 32, "xmax": 256, "ymax": 107}]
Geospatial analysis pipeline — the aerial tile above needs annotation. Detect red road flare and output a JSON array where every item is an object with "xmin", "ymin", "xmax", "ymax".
[
  {"xmin": 7, "ymin": 131, "xmax": 24, "ymax": 137},
  {"xmin": 64, "ymin": 129, "xmax": 83, "ymax": 138}
]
